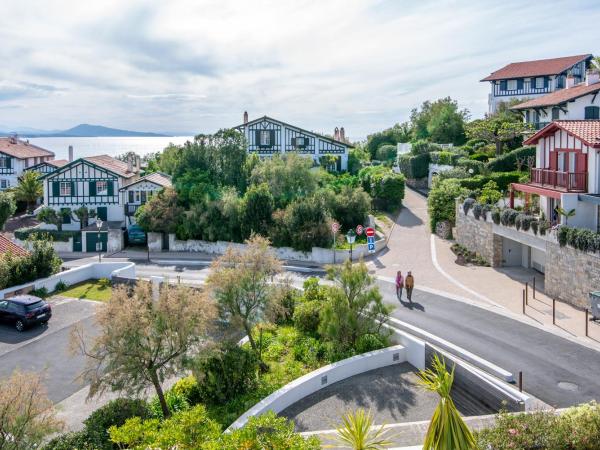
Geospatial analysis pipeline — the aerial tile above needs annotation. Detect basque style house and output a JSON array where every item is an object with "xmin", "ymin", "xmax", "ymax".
[
  {"xmin": 510, "ymin": 120, "xmax": 600, "ymax": 232},
  {"xmin": 511, "ymin": 70, "xmax": 600, "ymax": 130},
  {"xmin": 24, "ymin": 159, "xmax": 69, "ymax": 175},
  {"xmin": 120, "ymin": 171, "xmax": 172, "ymax": 226},
  {"xmin": 235, "ymin": 112, "xmax": 352, "ymax": 171},
  {"xmin": 0, "ymin": 136, "xmax": 55, "ymax": 190},
  {"xmin": 481, "ymin": 54, "xmax": 593, "ymax": 114}
]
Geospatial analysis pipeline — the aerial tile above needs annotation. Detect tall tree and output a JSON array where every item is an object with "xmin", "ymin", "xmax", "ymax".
[
  {"xmin": 410, "ymin": 97, "xmax": 470, "ymax": 145},
  {"xmin": 13, "ymin": 171, "xmax": 43, "ymax": 214},
  {"xmin": 240, "ymin": 183, "xmax": 274, "ymax": 238},
  {"xmin": 37, "ymin": 207, "xmax": 70, "ymax": 232},
  {"xmin": 0, "ymin": 369, "xmax": 63, "ymax": 449},
  {"xmin": 207, "ymin": 235, "xmax": 282, "ymax": 356},
  {"xmin": 71, "ymin": 206, "xmax": 97, "ymax": 229},
  {"xmin": 0, "ymin": 191, "xmax": 16, "ymax": 231},
  {"xmin": 466, "ymin": 117, "xmax": 531, "ymax": 156},
  {"xmin": 72, "ymin": 283, "xmax": 216, "ymax": 419},
  {"xmin": 365, "ymin": 122, "xmax": 411, "ymax": 159},
  {"xmin": 135, "ymin": 188, "xmax": 184, "ymax": 234}
]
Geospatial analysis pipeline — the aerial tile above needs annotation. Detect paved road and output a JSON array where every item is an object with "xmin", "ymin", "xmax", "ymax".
[
  {"xmin": 0, "ymin": 298, "xmax": 98, "ymax": 403},
  {"xmin": 378, "ymin": 280, "xmax": 600, "ymax": 408}
]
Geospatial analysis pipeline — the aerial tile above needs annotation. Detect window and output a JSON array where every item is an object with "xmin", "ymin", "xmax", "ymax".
[
  {"xmin": 552, "ymin": 108, "xmax": 560, "ymax": 120},
  {"xmin": 260, "ymin": 130, "xmax": 271, "ymax": 146},
  {"xmin": 60, "ymin": 182, "xmax": 71, "ymax": 196},
  {"xmin": 294, "ymin": 137, "xmax": 306, "ymax": 147},
  {"xmin": 0, "ymin": 159, "xmax": 5, "ymax": 168},
  {"xmin": 96, "ymin": 180, "xmax": 108, "ymax": 195},
  {"xmin": 585, "ymin": 106, "xmax": 600, "ymax": 119},
  {"xmin": 128, "ymin": 190, "xmax": 141, "ymax": 203},
  {"xmin": 535, "ymin": 77, "xmax": 545, "ymax": 89},
  {"xmin": 141, "ymin": 191, "xmax": 147, "ymax": 203},
  {"xmin": 507, "ymin": 79, "xmax": 517, "ymax": 91},
  {"xmin": 0, "ymin": 180, "xmax": 8, "ymax": 189}
]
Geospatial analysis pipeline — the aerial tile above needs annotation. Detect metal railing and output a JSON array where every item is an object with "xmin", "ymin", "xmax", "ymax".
[{"xmin": 530, "ymin": 168, "xmax": 587, "ymax": 191}]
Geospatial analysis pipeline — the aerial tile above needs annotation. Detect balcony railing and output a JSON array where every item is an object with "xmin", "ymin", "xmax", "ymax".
[{"xmin": 530, "ymin": 168, "xmax": 588, "ymax": 192}]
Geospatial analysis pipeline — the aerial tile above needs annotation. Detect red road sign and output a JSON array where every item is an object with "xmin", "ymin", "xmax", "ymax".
[
  {"xmin": 356, "ymin": 225, "xmax": 364, "ymax": 235},
  {"xmin": 331, "ymin": 222, "xmax": 340, "ymax": 233},
  {"xmin": 365, "ymin": 227, "xmax": 375, "ymax": 237}
]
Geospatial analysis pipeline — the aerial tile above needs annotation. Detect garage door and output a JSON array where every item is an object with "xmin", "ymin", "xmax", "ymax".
[{"xmin": 86, "ymin": 232, "xmax": 107, "ymax": 252}]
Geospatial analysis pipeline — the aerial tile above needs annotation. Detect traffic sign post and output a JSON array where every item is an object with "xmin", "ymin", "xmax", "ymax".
[
  {"xmin": 331, "ymin": 222, "xmax": 339, "ymax": 264},
  {"xmin": 365, "ymin": 227, "xmax": 375, "ymax": 237},
  {"xmin": 356, "ymin": 225, "xmax": 364, "ymax": 235},
  {"xmin": 346, "ymin": 229, "xmax": 356, "ymax": 264},
  {"xmin": 366, "ymin": 227, "xmax": 376, "ymax": 254}
]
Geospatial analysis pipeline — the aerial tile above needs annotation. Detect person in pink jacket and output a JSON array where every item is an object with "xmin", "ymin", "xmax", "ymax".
[{"xmin": 395, "ymin": 270, "xmax": 404, "ymax": 301}]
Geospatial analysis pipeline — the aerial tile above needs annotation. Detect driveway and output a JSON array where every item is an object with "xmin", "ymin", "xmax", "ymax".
[{"xmin": 0, "ymin": 297, "xmax": 99, "ymax": 403}]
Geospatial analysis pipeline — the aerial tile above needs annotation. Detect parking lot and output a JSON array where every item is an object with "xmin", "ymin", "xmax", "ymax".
[{"xmin": 0, "ymin": 297, "xmax": 99, "ymax": 403}]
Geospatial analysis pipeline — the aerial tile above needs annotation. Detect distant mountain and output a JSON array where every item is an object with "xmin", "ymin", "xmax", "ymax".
[{"xmin": 1, "ymin": 124, "xmax": 170, "ymax": 138}]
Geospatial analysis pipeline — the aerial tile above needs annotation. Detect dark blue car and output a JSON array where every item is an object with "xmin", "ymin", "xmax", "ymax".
[{"xmin": 0, "ymin": 295, "xmax": 52, "ymax": 332}]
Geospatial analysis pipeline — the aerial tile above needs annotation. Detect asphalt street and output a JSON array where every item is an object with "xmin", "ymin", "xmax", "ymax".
[
  {"xmin": 377, "ymin": 280, "xmax": 600, "ymax": 408},
  {"xmin": 0, "ymin": 298, "xmax": 98, "ymax": 403}
]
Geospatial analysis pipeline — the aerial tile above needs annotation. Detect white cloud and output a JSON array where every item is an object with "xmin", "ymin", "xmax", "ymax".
[{"xmin": 0, "ymin": 0, "xmax": 599, "ymax": 138}]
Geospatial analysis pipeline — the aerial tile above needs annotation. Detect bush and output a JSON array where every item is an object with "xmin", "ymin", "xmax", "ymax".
[
  {"xmin": 54, "ymin": 280, "xmax": 68, "ymax": 292},
  {"xmin": 83, "ymin": 398, "xmax": 151, "ymax": 450},
  {"xmin": 500, "ymin": 208, "xmax": 519, "ymax": 227},
  {"xmin": 293, "ymin": 300, "xmax": 322, "ymax": 335},
  {"xmin": 14, "ymin": 227, "xmax": 78, "ymax": 242},
  {"xmin": 558, "ymin": 226, "xmax": 600, "ymax": 252},
  {"xmin": 531, "ymin": 219, "xmax": 539, "ymax": 235},
  {"xmin": 459, "ymin": 172, "xmax": 521, "ymax": 192},
  {"xmin": 539, "ymin": 219, "xmax": 550, "ymax": 235},
  {"xmin": 375, "ymin": 144, "xmax": 397, "ymax": 162},
  {"xmin": 456, "ymin": 157, "xmax": 485, "ymax": 175},
  {"xmin": 478, "ymin": 180, "xmax": 502, "ymax": 205},
  {"xmin": 355, "ymin": 334, "xmax": 387, "ymax": 353},
  {"xmin": 428, "ymin": 179, "xmax": 467, "ymax": 232},
  {"xmin": 430, "ymin": 151, "xmax": 458, "ymax": 166},
  {"xmin": 469, "ymin": 152, "xmax": 489, "ymax": 162},
  {"xmin": 170, "ymin": 375, "xmax": 202, "ymax": 405},
  {"xmin": 491, "ymin": 208, "xmax": 501, "ymax": 225},
  {"xmin": 411, "ymin": 140, "xmax": 441, "ymax": 155},
  {"xmin": 358, "ymin": 166, "xmax": 405, "ymax": 211},
  {"xmin": 472, "ymin": 203, "xmax": 483, "ymax": 220},
  {"xmin": 515, "ymin": 214, "xmax": 534, "ymax": 232},
  {"xmin": 486, "ymin": 146, "xmax": 536, "ymax": 172},
  {"xmin": 30, "ymin": 287, "xmax": 49, "ymax": 298},
  {"xmin": 558, "ymin": 225, "xmax": 568, "ymax": 246},
  {"xmin": 397, "ymin": 152, "xmax": 430, "ymax": 179},
  {"xmin": 271, "ymin": 196, "xmax": 331, "ymax": 251},
  {"xmin": 149, "ymin": 389, "xmax": 190, "ymax": 419},
  {"xmin": 462, "ymin": 198, "xmax": 475, "ymax": 215},
  {"xmin": 98, "ymin": 277, "xmax": 111, "ymax": 288},
  {"xmin": 292, "ymin": 335, "xmax": 326, "ymax": 366},
  {"xmin": 191, "ymin": 344, "xmax": 258, "ymax": 404},
  {"xmin": 43, "ymin": 431, "xmax": 94, "ymax": 450}
]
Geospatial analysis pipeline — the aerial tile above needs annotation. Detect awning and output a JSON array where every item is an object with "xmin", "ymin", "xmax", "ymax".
[{"xmin": 511, "ymin": 183, "xmax": 562, "ymax": 199}]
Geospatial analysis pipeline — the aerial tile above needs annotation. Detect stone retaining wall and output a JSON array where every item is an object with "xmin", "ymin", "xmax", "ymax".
[{"xmin": 455, "ymin": 202, "xmax": 502, "ymax": 267}]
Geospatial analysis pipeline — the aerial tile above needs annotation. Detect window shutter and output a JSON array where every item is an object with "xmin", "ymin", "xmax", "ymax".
[
  {"xmin": 500, "ymin": 80, "xmax": 507, "ymax": 91},
  {"xmin": 552, "ymin": 108, "xmax": 560, "ymax": 120},
  {"xmin": 6, "ymin": 158, "xmax": 10, "ymax": 169},
  {"xmin": 52, "ymin": 181, "xmax": 59, "ymax": 196},
  {"xmin": 291, "ymin": 137, "xmax": 296, "ymax": 147},
  {"xmin": 544, "ymin": 77, "xmax": 549, "ymax": 89},
  {"xmin": 270, "ymin": 130, "xmax": 275, "ymax": 148},
  {"xmin": 89, "ymin": 181, "xmax": 96, "ymax": 196},
  {"xmin": 107, "ymin": 180, "xmax": 114, "ymax": 196},
  {"xmin": 128, "ymin": 191, "xmax": 134, "ymax": 203},
  {"xmin": 255, "ymin": 130, "xmax": 261, "ymax": 147},
  {"xmin": 585, "ymin": 106, "xmax": 600, "ymax": 119},
  {"xmin": 141, "ymin": 191, "xmax": 147, "ymax": 203},
  {"xmin": 71, "ymin": 182, "xmax": 76, "ymax": 196},
  {"xmin": 517, "ymin": 79, "xmax": 524, "ymax": 90}
]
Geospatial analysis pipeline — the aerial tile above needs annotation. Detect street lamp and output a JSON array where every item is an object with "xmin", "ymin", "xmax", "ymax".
[
  {"xmin": 346, "ymin": 229, "xmax": 356, "ymax": 263},
  {"xmin": 96, "ymin": 218, "xmax": 103, "ymax": 263}
]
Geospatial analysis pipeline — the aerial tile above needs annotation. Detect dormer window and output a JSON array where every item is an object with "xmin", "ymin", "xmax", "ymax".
[{"xmin": 260, "ymin": 130, "xmax": 271, "ymax": 146}]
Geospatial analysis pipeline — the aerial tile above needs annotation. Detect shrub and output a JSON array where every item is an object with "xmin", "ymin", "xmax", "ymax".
[
  {"xmin": 462, "ymin": 198, "xmax": 475, "ymax": 215},
  {"xmin": 170, "ymin": 375, "xmax": 202, "ymax": 405},
  {"xmin": 411, "ymin": 140, "xmax": 440, "ymax": 155},
  {"xmin": 437, "ymin": 167, "xmax": 470, "ymax": 181},
  {"xmin": 469, "ymin": 153, "xmax": 489, "ymax": 162},
  {"xmin": 83, "ymin": 398, "xmax": 151, "ymax": 449},
  {"xmin": 358, "ymin": 166, "xmax": 405, "ymax": 211},
  {"xmin": 98, "ymin": 277, "xmax": 111, "ymax": 288},
  {"xmin": 558, "ymin": 225, "xmax": 568, "ymax": 246},
  {"xmin": 478, "ymin": 180, "xmax": 502, "ymax": 205},
  {"xmin": 456, "ymin": 157, "xmax": 485, "ymax": 175},
  {"xmin": 30, "ymin": 287, "xmax": 49, "ymax": 298},
  {"xmin": 355, "ymin": 334, "xmax": 387, "ymax": 353},
  {"xmin": 191, "ymin": 344, "xmax": 258, "ymax": 404},
  {"xmin": 375, "ymin": 144, "xmax": 397, "ymax": 162},
  {"xmin": 486, "ymin": 146, "xmax": 536, "ymax": 173},
  {"xmin": 43, "ymin": 431, "xmax": 94, "ymax": 450},
  {"xmin": 397, "ymin": 153, "xmax": 430, "ymax": 179},
  {"xmin": 515, "ymin": 214, "xmax": 534, "ymax": 232},
  {"xmin": 54, "ymin": 280, "xmax": 68, "ymax": 292},
  {"xmin": 428, "ymin": 179, "xmax": 467, "ymax": 232},
  {"xmin": 531, "ymin": 220, "xmax": 539, "ymax": 235},
  {"xmin": 292, "ymin": 335, "xmax": 326, "ymax": 366},
  {"xmin": 430, "ymin": 151, "xmax": 457, "ymax": 165},
  {"xmin": 500, "ymin": 208, "xmax": 518, "ymax": 227},
  {"xmin": 293, "ymin": 300, "xmax": 322, "ymax": 335},
  {"xmin": 14, "ymin": 228, "xmax": 78, "ymax": 242},
  {"xmin": 149, "ymin": 389, "xmax": 190, "ymax": 419},
  {"xmin": 472, "ymin": 203, "xmax": 483, "ymax": 220},
  {"xmin": 458, "ymin": 172, "xmax": 521, "ymax": 192},
  {"xmin": 559, "ymin": 227, "xmax": 600, "ymax": 253},
  {"xmin": 491, "ymin": 208, "xmax": 501, "ymax": 225}
]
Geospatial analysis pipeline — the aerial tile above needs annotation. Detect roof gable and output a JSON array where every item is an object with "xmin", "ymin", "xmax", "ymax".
[
  {"xmin": 0, "ymin": 138, "xmax": 54, "ymax": 159},
  {"xmin": 120, "ymin": 172, "xmax": 172, "ymax": 190},
  {"xmin": 40, "ymin": 155, "xmax": 136, "ymax": 180},
  {"xmin": 524, "ymin": 120, "xmax": 600, "ymax": 148},
  {"xmin": 0, "ymin": 235, "xmax": 28, "ymax": 257},
  {"xmin": 481, "ymin": 54, "xmax": 592, "ymax": 82},
  {"xmin": 512, "ymin": 82, "xmax": 600, "ymax": 110}
]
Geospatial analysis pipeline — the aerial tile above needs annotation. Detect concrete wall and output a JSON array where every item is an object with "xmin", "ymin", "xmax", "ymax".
[
  {"xmin": 167, "ymin": 234, "xmax": 387, "ymax": 264},
  {"xmin": 428, "ymin": 163, "xmax": 454, "ymax": 188},
  {"xmin": 147, "ymin": 232, "xmax": 162, "ymax": 252},
  {"xmin": 0, "ymin": 262, "xmax": 136, "ymax": 299},
  {"xmin": 108, "ymin": 229, "xmax": 124, "ymax": 253},
  {"xmin": 14, "ymin": 237, "xmax": 73, "ymax": 253}
]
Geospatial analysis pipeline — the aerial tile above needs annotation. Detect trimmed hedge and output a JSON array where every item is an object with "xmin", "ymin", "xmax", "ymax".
[
  {"xmin": 458, "ymin": 171, "xmax": 522, "ymax": 191},
  {"xmin": 14, "ymin": 227, "xmax": 78, "ymax": 242},
  {"xmin": 430, "ymin": 151, "xmax": 460, "ymax": 166},
  {"xmin": 486, "ymin": 146, "xmax": 536, "ymax": 172},
  {"xmin": 456, "ymin": 158, "xmax": 486, "ymax": 175},
  {"xmin": 558, "ymin": 226, "xmax": 600, "ymax": 252},
  {"xmin": 397, "ymin": 153, "xmax": 430, "ymax": 179}
]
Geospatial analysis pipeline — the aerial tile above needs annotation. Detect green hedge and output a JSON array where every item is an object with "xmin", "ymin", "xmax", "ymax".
[
  {"xmin": 397, "ymin": 153, "xmax": 430, "ymax": 179},
  {"xmin": 558, "ymin": 226, "xmax": 600, "ymax": 252},
  {"xmin": 14, "ymin": 227, "xmax": 78, "ymax": 242},
  {"xmin": 456, "ymin": 158, "xmax": 486, "ymax": 175},
  {"xmin": 458, "ymin": 171, "xmax": 522, "ymax": 191},
  {"xmin": 430, "ymin": 151, "xmax": 461, "ymax": 166},
  {"xmin": 486, "ymin": 146, "xmax": 536, "ymax": 172}
]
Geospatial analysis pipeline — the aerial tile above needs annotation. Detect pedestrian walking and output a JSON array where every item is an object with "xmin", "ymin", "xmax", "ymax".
[
  {"xmin": 395, "ymin": 270, "xmax": 404, "ymax": 301},
  {"xmin": 405, "ymin": 271, "xmax": 414, "ymax": 302}
]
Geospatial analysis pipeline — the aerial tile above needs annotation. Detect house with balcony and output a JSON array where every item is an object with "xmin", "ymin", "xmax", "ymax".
[
  {"xmin": 481, "ymin": 54, "xmax": 593, "ymax": 114},
  {"xmin": 120, "ymin": 171, "xmax": 172, "ymax": 226},
  {"xmin": 511, "ymin": 70, "xmax": 600, "ymax": 129},
  {"xmin": 235, "ymin": 112, "xmax": 352, "ymax": 171},
  {"xmin": 509, "ymin": 120, "xmax": 600, "ymax": 232},
  {"xmin": 0, "ymin": 136, "xmax": 55, "ymax": 190}
]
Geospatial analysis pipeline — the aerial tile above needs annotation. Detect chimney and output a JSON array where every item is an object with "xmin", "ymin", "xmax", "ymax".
[
  {"xmin": 566, "ymin": 74, "xmax": 576, "ymax": 89},
  {"xmin": 243, "ymin": 111, "xmax": 248, "ymax": 124},
  {"xmin": 127, "ymin": 154, "xmax": 133, "ymax": 173},
  {"xmin": 586, "ymin": 69, "xmax": 600, "ymax": 86},
  {"xmin": 334, "ymin": 126, "xmax": 339, "ymax": 140},
  {"xmin": 136, "ymin": 155, "xmax": 141, "ymax": 172},
  {"xmin": 68, "ymin": 145, "xmax": 74, "ymax": 162},
  {"xmin": 340, "ymin": 127, "xmax": 345, "ymax": 142}
]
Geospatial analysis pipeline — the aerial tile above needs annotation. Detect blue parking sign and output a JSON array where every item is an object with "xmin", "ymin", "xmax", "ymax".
[{"xmin": 367, "ymin": 235, "xmax": 375, "ymax": 253}]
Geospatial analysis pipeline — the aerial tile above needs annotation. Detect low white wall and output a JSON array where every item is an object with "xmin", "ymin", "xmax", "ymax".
[
  {"xmin": 147, "ymin": 232, "xmax": 162, "ymax": 252},
  {"xmin": 428, "ymin": 163, "xmax": 454, "ymax": 188},
  {"xmin": 168, "ymin": 234, "xmax": 387, "ymax": 263},
  {"xmin": 108, "ymin": 229, "xmax": 124, "ymax": 253},
  {"xmin": 0, "ymin": 262, "xmax": 136, "ymax": 299},
  {"xmin": 14, "ymin": 237, "xmax": 73, "ymax": 253},
  {"xmin": 227, "ymin": 344, "xmax": 408, "ymax": 431}
]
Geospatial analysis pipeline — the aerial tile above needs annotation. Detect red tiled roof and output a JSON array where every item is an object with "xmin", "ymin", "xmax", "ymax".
[
  {"xmin": 121, "ymin": 171, "xmax": 172, "ymax": 190},
  {"xmin": 511, "ymin": 81, "xmax": 600, "ymax": 109},
  {"xmin": 47, "ymin": 159, "xmax": 69, "ymax": 167},
  {"xmin": 84, "ymin": 155, "xmax": 137, "ymax": 178},
  {"xmin": 524, "ymin": 120, "xmax": 600, "ymax": 148},
  {"xmin": 0, "ymin": 235, "xmax": 28, "ymax": 257},
  {"xmin": 0, "ymin": 138, "xmax": 54, "ymax": 159},
  {"xmin": 481, "ymin": 54, "xmax": 591, "ymax": 81}
]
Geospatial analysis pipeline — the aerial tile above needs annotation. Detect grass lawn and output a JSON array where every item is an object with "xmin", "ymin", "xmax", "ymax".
[{"xmin": 57, "ymin": 280, "xmax": 112, "ymax": 302}]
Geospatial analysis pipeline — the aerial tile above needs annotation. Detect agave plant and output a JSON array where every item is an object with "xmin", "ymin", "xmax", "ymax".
[
  {"xmin": 417, "ymin": 355, "xmax": 478, "ymax": 450},
  {"xmin": 326, "ymin": 408, "xmax": 394, "ymax": 450}
]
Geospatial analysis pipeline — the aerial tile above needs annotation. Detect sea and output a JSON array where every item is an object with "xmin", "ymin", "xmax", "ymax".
[{"xmin": 27, "ymin": 136, "xmax": 194, "ymax": 161}]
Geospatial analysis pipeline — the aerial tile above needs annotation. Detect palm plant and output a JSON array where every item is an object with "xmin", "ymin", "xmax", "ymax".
[
  {"xmin": 14, "ymin": 171, "xmax": 43, "ymax": 213},
  {"xmin": 417, "ymin": 355, "xmax": 477, "ymax": 450},
  {"xmin": 327, "ymin": 408, "xmax": 394, "ymax": 450},
  {"xmin": 554, "ymin": 206, "xmax": 576, "ymax": 226}
]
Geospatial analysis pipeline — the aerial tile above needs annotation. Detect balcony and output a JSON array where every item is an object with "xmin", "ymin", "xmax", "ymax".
[
  {"xmin": 530, "ymin": 168, "xmax": 588, "ymax": 192},
  {"xmin": 124, "ymin": 204, "xmax": 141, "ymax": 216}
]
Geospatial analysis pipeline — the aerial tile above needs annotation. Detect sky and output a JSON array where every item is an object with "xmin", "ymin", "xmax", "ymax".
[{"xmin": 1, "ymin": 0, "xmax": 599, "ymax": 140}]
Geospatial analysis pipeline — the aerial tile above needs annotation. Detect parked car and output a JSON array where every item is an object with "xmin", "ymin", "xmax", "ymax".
[
  {"xmin": 127, "ymin": 224, "xmax": 147, "ymax": 245},
  {"xmin": 0, "ymin": 295, "xmax": 52, "ymax": 332}
]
